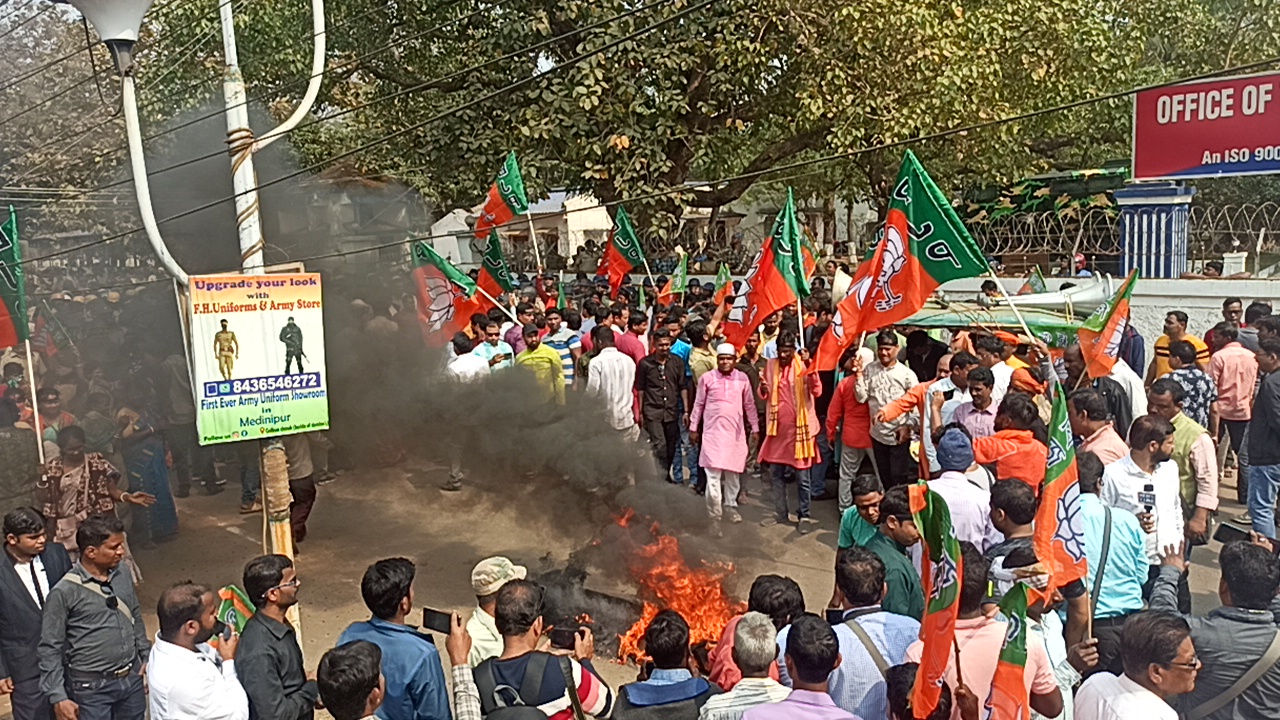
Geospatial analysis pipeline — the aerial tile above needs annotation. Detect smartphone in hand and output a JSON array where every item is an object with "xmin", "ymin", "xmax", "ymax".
[{"xmin": 421, "ymin": 608, "xmax": 453, "ymax": 635}]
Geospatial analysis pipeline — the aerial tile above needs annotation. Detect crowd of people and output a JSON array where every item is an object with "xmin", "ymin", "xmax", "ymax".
[{"xmin": 4, "ymin": 255, "xmax": 1280, "ymax": 720}]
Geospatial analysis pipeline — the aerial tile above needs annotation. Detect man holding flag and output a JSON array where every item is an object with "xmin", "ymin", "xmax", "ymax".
[{"xmin": 757, "ymin": 331, "xmax": 822, "ymax": 534}]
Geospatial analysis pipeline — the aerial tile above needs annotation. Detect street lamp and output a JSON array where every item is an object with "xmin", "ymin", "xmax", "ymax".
[{"xmin": 63, "ymin": 0, "xmax": 190, "ymax": 285}]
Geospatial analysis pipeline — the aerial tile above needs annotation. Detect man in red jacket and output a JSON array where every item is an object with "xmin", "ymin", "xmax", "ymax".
[{"xmin": 827, "ymin": 347, "xmax": 878, "ymax": 515}]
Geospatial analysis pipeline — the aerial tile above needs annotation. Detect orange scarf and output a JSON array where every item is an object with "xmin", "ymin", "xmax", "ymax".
[{"xmin": 766, "ymin": 357, "xmax": 817, "ymax": 463}]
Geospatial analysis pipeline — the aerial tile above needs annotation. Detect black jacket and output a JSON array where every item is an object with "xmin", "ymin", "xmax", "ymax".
[
  {"xmin": 0, "ymin": 544, "xmax": 72, "ymax": 682},
  {"xmin": 1249, "ymin": 372, "xmax": 1280, "ymax": 467}
]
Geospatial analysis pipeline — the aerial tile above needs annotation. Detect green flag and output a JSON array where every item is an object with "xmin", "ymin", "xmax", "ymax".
[{"xmin": 0, "ymin": 207, "xmax": 28, "ymax": 348}]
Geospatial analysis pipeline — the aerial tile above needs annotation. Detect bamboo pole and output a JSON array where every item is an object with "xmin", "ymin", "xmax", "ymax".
[
  {"xmin": 525, "ymin": 212, "xmax": 544, "ymax": 274},
  {"xmin": 23, "ymin": 340, "xmax": 44, "ymax": 466}
]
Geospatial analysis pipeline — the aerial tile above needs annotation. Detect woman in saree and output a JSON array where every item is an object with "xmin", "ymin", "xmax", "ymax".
[
  {"xmin": 115, "ymin": 383, "xmax": 179, "ymax": 546},
  {"xmin": 39, "ymin": 425, "xmax": 155, "ymax": 555}
]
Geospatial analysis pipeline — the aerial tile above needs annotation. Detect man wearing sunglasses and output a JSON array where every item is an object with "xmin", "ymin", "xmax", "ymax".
[
  {"xmin": 37, "ymin": 514, "xmax": 149, "ymax": 720},
  {"xmin": 237, "ymin": 555, "xmax": 317, "ymax": 720}
]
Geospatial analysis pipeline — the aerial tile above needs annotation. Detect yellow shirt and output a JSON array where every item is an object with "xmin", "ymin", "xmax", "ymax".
[
  {"xmin": 516, "ymin": 343, "xmax": 566, "ymax": 405},
  {"xmin": 1153, "ymin": 334, "xmax": 1210, "ymax": 378}
]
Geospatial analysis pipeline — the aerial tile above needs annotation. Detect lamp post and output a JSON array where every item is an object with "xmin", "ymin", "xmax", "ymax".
[{"xmin": 61, "ymin": 0, "xmax": 190, "ymax": 285}]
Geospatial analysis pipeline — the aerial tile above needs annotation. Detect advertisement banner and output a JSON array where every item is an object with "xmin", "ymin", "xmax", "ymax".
[
  {"xmin": 1133, "ymin": 71, "xmax": 1280, "ymax": 180},
  {"xmin": 189, "ymin": 273, "xmax": 329, "ymax": 445}
]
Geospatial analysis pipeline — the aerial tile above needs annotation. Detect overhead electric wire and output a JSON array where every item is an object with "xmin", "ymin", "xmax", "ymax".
[
  {"xmin": 25, "ymin": 0, "xmax": 668, "ymax": 210},
  {"xmin": 0, "ymin": 2, "xmax": 49, "ymax": 43}
]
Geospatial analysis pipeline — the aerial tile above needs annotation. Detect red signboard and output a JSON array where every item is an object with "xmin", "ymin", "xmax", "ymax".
[{"xmin": 1133, "ymin": 71, "xmax": 1280, "ymax": 181}]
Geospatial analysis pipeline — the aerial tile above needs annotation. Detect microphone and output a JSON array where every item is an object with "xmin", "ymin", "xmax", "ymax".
[{"xmin": 1138, "ymin": 482, "xmax": 1157, "ymax": 514}]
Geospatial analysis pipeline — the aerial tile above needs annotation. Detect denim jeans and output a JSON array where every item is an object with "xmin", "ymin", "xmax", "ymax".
[
  {"xmin": 672, "ymin": 415, "xmax": 690, "ymax": 484},
  {"xmin": 771, "ymin": 464, "xmax": 811, "ymax": 521},
  {"xmin": 1248, "ymin": 463, "xmax": 1280, "ymax": 539},
  {"xmin": 67, "ymin": 672, "xmax": 145, "ymax": 720}
]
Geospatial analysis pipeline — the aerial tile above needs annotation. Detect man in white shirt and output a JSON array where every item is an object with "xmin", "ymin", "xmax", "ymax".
[
  {"xmin": 147, "ymin": 583, "xmax": 249, "ymax": 720},
  {"xmin": 443, "ymin": 333, "xmax": 491, "ymax": 491},
  {"xmin": 584, "ymin": 326, "xmax": 639, "ymax": 441},
  {"xmin": 1110, "ymin": 358, "xmax": 1149, "ymax": 417},
  {"xmin": 1100, "ymin": 415, "xmax": 1184, "ymax": 570},
  {"xmin": 1074, "ymin": 610, "xmax": 1197, "ymax": 720},
  {"xmin": 929, "ymin": 428, "xmax": 1001, "ymax": 552},
  {"xmin": 856, "ymin": 330, "xmax": 920, "ymax": 488},
  {"xmin": 446, "ymin": 334, "xmax": 490, "ymax": 384},
  {"xmin": 464, "ymin": 557, "xmax": 526, "ymax": 667},
  {"xmin": 973, "ymin": 335, "xmax": 1014, "ymax": 406}
]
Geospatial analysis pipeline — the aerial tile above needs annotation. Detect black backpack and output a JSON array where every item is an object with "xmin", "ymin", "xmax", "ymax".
[{"xmin": 473, "ymin": 652, "xmax": 587, "ymax": 719}]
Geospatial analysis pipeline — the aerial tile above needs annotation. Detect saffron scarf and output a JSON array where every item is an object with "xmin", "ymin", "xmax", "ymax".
[{"xmin": 766, "ymin": 356, "xmax": 817, "ymax": 463}]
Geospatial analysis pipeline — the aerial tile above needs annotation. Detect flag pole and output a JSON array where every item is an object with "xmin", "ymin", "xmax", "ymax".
[
  {"xmin": 640, "ymin": 258, "xmax": 659, "ymax": 297},
  {"xmin": 524, "ymin": 212, "xmax": 544, "ymax": 274},
  {"xmin": 477, "ymin": 286, "xmax": 520, "ymax": 324},
  {"xmin": 22, "ymin": 339, "xmax": 45, "ymax": 466},
  {"xmin": 987, "ymin": 268, "xmax": 1037, "ymax": 341}
]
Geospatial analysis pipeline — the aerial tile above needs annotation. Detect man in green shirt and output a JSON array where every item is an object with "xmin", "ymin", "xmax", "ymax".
[
  {"xmin": 837, "ymin": 475, "xmax": 885, "ymax": 549},
  {"xmin": 852, "ymin": 485, "xmax": 924, "ymax": 620}
]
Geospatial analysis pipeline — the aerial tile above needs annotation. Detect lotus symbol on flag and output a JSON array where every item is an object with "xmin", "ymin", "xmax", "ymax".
[
  {"xmin": 1106, "ymin": 316, "xmax": 1128, "ymax": 358},
  {"xmin": 931, "ymin": 553, "xmax": 958, "ymax": 601},
  {"xmin": 421, "ymin": 274, "xmax": 464, "ymax": 332},
  {"xmin": 1054, "ymin": 481, "xmax": 1086, "ymax": 563},
  {"xmin": 873, "ymin": 218, "xmax": 907, "ymax": 312}
]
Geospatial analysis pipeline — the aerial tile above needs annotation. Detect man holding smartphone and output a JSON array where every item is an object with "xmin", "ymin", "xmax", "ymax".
[
  {"xmin": 338, "ymin": 558, "xmax": 449, "ymax": 720},
  {"xmin": 147, "ymin": 583, "xmax": 248, "ymax": 720}
]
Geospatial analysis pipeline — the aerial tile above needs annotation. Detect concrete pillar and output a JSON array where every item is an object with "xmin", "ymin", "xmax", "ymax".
[{"xmin": 1114, "ymin": 181, "xmax": 1197, "ymax": 279}]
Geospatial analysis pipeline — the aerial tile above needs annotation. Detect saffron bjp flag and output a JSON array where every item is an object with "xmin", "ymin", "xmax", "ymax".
[
  {"xmin": 658, "ymin": 254, "xmax": 688, "ymax": 306},
  {"xmin": 476, "ymin": 229, "xmax": 516, "ymax": 301},
  {"xmin": 411, "ymin": 242, "xmax": 481, "ymax": 346},
  {"xmin": 1017, "ymin": 265, "xmax": 1048, "ymax": 295},
  {"xmin": 474, "ymin": 151, "xmax": 530, "ymax": 238},
  {"xmin": 909, "ymin": 483, "xmax": 964, "ymax": 719},
  {"xmin": 712, "ymin": 263, "xmax": 733, "ymax": 305},
  {"xmin": 216, "ymin": 584, "xmax": 255, "ymax": 634},
  {"xmin": 812, "ymin": 151, "xmax": 987, "ymax": 370},
  {"xmin": 602, "ymin": 205, "xmax": 646, "ymax": 299},
  {"xmin": 0, "ymin": 208, "xmax": 29, "ymax": 349},
  {"xmin": 1077, "ymin": 269, "xmax": 1137, "ymax": 379},
  {"xmin": 984, "ymin": 582, "xmax": 1031, "ymax": 720},
  {"xmin": 721, "ymin": 188, "xmax": 811, "ymax": 348},
  {"xmin": 1033, "ymin": 383, "xmax": 1088, "ymax": 595}
]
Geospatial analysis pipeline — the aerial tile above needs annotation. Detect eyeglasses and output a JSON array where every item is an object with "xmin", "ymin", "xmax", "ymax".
[
  {"xmin": 1167, "ymin": 657, "xmax": 1202, "ymax": 671},
  {"xmin": 269, "ymin": 578, "xmax": 301, "ymax": 592}
]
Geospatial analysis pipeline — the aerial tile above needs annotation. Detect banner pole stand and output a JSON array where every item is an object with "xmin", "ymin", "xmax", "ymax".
[
  {"xmin": 525, "ymin": 212, "xmax": 544, "ymax": 274},
  {"xmin": 23, "ymin": 339, "xmax": 44, "ymax": 467}
]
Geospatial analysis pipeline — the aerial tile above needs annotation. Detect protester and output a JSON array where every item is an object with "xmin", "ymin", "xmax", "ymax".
[
  {"xmin": 707, "ymin": 574, "xmax": 802, "ymax": 691},
  {"xmin": 826, "ymin": 348, "xmax": 877, "ymax": 513},
  {"xmin": 758, "ymin": 332, "xmax": 822, "ymax": 533},
  {"xmin": 689, "ymin": 343, "xmax": 759, "ymax": 533},
  {"xmin": 984, "ymin": 478, "xmax": 1035, "ymax": 565},
  {"xmin": 972, "ymin": 334, "xmax": 1014, "ymax": 406},
  {"xmin": 115, "ymin": 383, "xmax": 178, "ymax": 547},
  {"xmin": 614, "ymin": 610, "xmax": 720, "ymax": 717},
  {"xmin": 237, "ymin": 555, "xmax": 319, "ymax": 720},
  {"xmin": 472, "ymin": 579, "xmax": 613, "ymax": 719},
  {"xmin": 448, "ymin": 333, "xmax": 490, "ymax": 381},
  {"xmin": 281, "ymin": 433, "xmax": 318, "ymax": 547},
  {"xmin": 1165, "ymin": 340, "xmax": 1218, "ymax": 431},
  {"xmin": 338, "ymin": 558, "xmax": 450, "ymax": 720},
  {"xmin": 905, "ymin": 543, "xmax": 1063, "ymax": 720},
  {"xmin": 1146, "ymin": 379, "xmax": 1218, "ymax": 554},
  {"xmin": 39, "ymin": 426, "xmax": 154, "ymax": 554},
  {"xmin": 1151, "ymin": 539, "xmax": 1280, "ymax": 719},
  {"xmin": 147, "ymin": 582, "xmax": 249, "ymax": 720},
  {"xmin": 699, "ymin": 612, "xmax": 789, "ymax": 720},
  {"xmin": 953, "ymin": 367, "xmax": 997, "ymax": 440},
  {"xmin": 1073, "ymin": 610, "xmax": 1197, "ymax": 720},
  {"xmin": 884, "ymin": 663, "xmax": 955, "ymax": 720},
  {"xmin": 927, "ymin": 427, "xmax": 1000, "ymax": 551},
  {"xmin": 1063, "ymin": 344, "xmax": 1139, "ymax": 437},
  {"xmin": 857, "ymin": 330, "xmax": 919, "ymax": 488},
  {"xmin": 636, "ymin": 329, "xmax": 690, "ymax": 482},
  {"xmin": 1068, "ymin": 389, "xmax": 1128, "ymax": 466},
  {"xmin": 1247, "ymin": 337, "xmax": 1280, "ymax": 539},
  {"xmin": 515, "ymin": 325, "xmax": 567, "ymax": 406},
  {"xmin": 37, "ymin": 514, "xmax": 149, "ymax": 720},
  {"xmin": 744, "ymin": 614, "xmax": 853, "ymax": 720},
  {"xmin": 471, "ymin": 322, "xmax": 515, "ymax": 373},
  {"xmin": 317, "ymin": 641, "xmax": 385, "ymax": 720},
  {"xmin": 1208, "ymin": 320, "xmax": 1257, "ymax": 504},
  {"xmin": 1, "ymin": 507, "xmax": 72, "ymax": 720},
  {"xmin": 542, "ymin": 308, "xmax": 582, "ymax": 387},
  {"xmin": 1148, "ymin": 311, "xmax": 1210, "ymax": 386},
  {"xmin": 971, "ymin": 394, "xmax": 1049, "ymax": 489},
  {"xmin": 584, "ymin": 326, "xmax": 639, "ymax": 441},
  {"xmin": 785, "ymin": 547, "xmax": 918, "ymax": 719},
  {"xmin": 503, "ymin": 304, "xmax": 535, "ymax": 355},
  {"xmin": 617, "ymin": 313, "xmax": 651, "ymax": 366},
  {"xmin": 1075, "ymin": 451, "xmax": 1150, "ymax": 677},
  {"xmin": 847, "ymin": 486, "xmax": 922, "ymax": 620},
  {"xmin": 465, "ymin": 557, "xmax": 527, "ymax": 667}
]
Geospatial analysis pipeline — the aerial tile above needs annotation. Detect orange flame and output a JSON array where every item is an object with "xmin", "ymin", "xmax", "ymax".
[{"xmin": 615, "ymin": 512, "xmax": 744, "ymax": 663}]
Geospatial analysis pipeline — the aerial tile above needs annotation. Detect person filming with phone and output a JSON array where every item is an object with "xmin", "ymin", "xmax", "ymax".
[
  {"xmin": 146, "ymin": 582, "xmax": 249, "ymax": 720},
  {"xmin": 338, "ymin": 558, "xmax": 449, "ymax": 720}
]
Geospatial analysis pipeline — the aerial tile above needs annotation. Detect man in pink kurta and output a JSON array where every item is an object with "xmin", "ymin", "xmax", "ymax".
[
  {"xmin": 757, "ymin": 333, "xmax": 823, "ymax": 534},
  {"xmin": 690, "ymin": 343, "xmax": 760, "ymax": 532}
]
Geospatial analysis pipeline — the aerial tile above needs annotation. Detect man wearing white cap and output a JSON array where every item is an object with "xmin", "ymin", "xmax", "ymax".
[
  {"xmin": 465, "ymin": 557, "xmax": 527, "ymax": 667},
  {"xmin": 689, "ymin": 343, "xmax": 760, "ymax": 536}
]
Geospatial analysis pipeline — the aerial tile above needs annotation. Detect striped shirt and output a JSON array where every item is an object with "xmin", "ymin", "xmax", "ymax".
[
  {"xmin": 543, "ymin": 328, "xmax": 581, "ymax": 385},
  {"xmin": 699, "ymin": 678, "xmax": 790, "ymax": 720}
]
